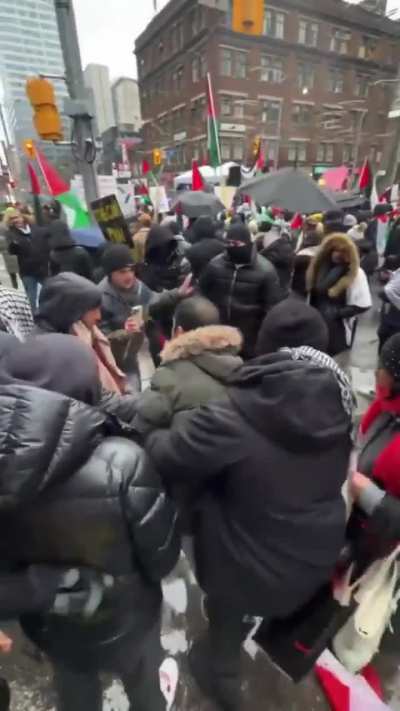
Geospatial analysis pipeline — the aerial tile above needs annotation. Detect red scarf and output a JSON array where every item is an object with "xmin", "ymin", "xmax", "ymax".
[{"xmin": 361, "ymin": 388, "xmax": 400, "ymax": 497}]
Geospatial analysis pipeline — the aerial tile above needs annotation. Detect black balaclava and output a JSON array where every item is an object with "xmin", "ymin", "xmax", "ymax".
[
  {"xmin": 0, "ymin": 334, "xmax": 101, "ymax": 406},
  {"xmin": 226, "ymin": 223, "xmax": 253, "ymax": 265}
]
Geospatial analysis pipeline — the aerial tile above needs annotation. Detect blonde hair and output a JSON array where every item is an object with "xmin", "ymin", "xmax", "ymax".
[{"xmin": 2, "ymin": 208, "xmax": 21, "ymax": 227}]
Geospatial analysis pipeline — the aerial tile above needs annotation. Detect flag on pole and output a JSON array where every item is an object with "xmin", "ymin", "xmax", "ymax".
[
  {"xmin": 192, "ymin": 160, "xmax": 204, "ymax": 191},
  {"xmin": 206, "ymin": 72, "xmax": 221, "ymax": 168},
  {"xmin": 35, "ymin": 149, "xmax": 91, "ymax": 229},
  {"xmin": 142, "ymin": 159, "xmax": 151, "ymax": 175},
  {"xmin": 358, "ymin": 159, "xmax": 373, "ymax": 193},
  {"xmin": 315, "ymin": 650, "xmax": 389, "ymax": 711},
  {"xmin": 27, "ymin": 162, "xmax": 41, "ymax": 195}
]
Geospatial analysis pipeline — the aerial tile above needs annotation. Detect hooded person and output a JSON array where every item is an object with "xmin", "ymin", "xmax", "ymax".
[
  {"xmin": 0, "ymin": 334, "xmax": 180, "ymax": 711},
  {"xmin": 307, "ymin": 233, "xmax": 372, "ymax": 358},
  {"xmin": 135, "ymin": 296, "xmax": 243, "ymax": 435},
  {"xmin": 48, "ymin": 220, "xmax": 93, "ymax": 280},
  {"xmin": 138, "ymin": 224, "xmax": 190, "ymax": 293},
  {"xmin": 377, "ymin": 266, "xmax": 400, "ymax": 351},
  {"xmin": 200, "ymin": 223, "xmax": 282, "ymax": 360},
  {"xmin": 256, "ymin": 298, "xmax": 329, "ymax": 355},
  {"xmin": 186, "ymin": 216, "xmax": 225, "ymax": 280},
  {"xmin": 145, "ymin": 325, "xmax": 353, "ymax": 711},
  {"xmin": 255, "ymin": 221, "xmax": 295, "ymax": 295},
  {"xmin": 35, "ymin": 272, "xmax": 127, "ymax": 395},
  {"xmin": 5, "ymin": 209, "xmax": 50, "ymax": 310}
]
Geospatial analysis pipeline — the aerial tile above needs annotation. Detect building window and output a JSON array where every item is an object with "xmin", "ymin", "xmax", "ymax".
[
  {"xmin": 343, "ymin": 144, "xmax": 355, "ymax": 163},
  {"xmin": 192, "ymin": 57, "xmax": 199, "ymax": 83},
  {"xmin": 298, "ymin": 62, "xmax": 315, "ymax": 92},
  {"xmin": 298, "ymin": 19, "xmax": 319, "ymax": 47},
  {"xmin": 221, "ymin": 140, "xmax": 231, "ymax": 161},
  {"xmin": 190, "ymin": 6, "xmax": 204, "ymax": 36},
  {"xmin": 235, "ymin": 51, "xmax": 247, "ymax": 79},
  {"xmin": 328, "ymin": 68, "xmax": 344, "ymax": 94},
  {"xmin": 220, "ymin": 48, "xmax": 232, "ymax": 77},
  {"xmin": 317, "ymin": 143, "xmax": 334, "ymax": 162},
  {"xmin": 262, "ymin": 100, "xmax": 281, "ymax": 124},
  {"xmin": 355, "ymin": 75, "xmax": 370, "ymax": 98},
  {"xmin": 261, "ymin": 55, "xmax": 284, "ymax": 83},
  {"xmin": 288, "ymin": 142, "xmax": 307, "ymax": 162},
  {"xmin": 233, "ymin": 101, "xmax": 244, "ymax": 119},
  {"xmin": 221, "ymin": 95, "xmax": 232, "ymax": 116},
  {"xmin": 264, "ymin": 8, "xmax": 285, "ymax": 39},
  {"xmin": 359, "ymin": 35, "xmax": 377, "ymax": 60},
  {"xmin": 292, "ymin": 103, "xmax": 313, "ymax": 125},
  {"xmin": 330, "ymin": 28, "xmax": 351, "ymax": 54},
  {"xmin": 233, "ymin": 140, "xmax": 244, "ymax": 161}
]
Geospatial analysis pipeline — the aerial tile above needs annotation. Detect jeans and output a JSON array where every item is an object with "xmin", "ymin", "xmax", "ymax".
[
  {"xmin": 22, "ymin": 276, "xmax": 41, "ymax": 312},
  {"xmin": 51, "ymin": 623, "xmax": 165, "ymax": 711}
]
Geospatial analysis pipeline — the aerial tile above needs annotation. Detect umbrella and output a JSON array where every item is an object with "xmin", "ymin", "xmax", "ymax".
[
  {"xmin": 238, "ymin": 168, "xmax": 338, "ymax": 214},
  {"xmin": 172, "ymin": 191, "xmax": 225, "ymax": 218},
  {"xmin": 71, "ymin": 227, "xmax": 105, "ymax": 248},
  {"xmin": 324, "ymin": 189, "xmax": 365, "ymax": 210}
]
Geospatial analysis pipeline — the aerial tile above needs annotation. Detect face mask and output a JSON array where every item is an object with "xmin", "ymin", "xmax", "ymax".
[{"xmin": 227, "ymin": 244, "xmax": 252, "ymax": 264}]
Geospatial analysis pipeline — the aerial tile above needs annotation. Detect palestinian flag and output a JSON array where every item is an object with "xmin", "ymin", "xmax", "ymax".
[
  {"xmin": 316, "ymin": 650, "xmax": 389, "ymax": 711},
  {"xmin": 358, "ymin": 159, "xmax": 373, "ymax": 196},
  {"xmin": 35, "ymin": 149, "xmax": 91, "ymax": 229},
  {"xmin": 206, "ymin": 72, "xmax": 221, "ymax": 168}
]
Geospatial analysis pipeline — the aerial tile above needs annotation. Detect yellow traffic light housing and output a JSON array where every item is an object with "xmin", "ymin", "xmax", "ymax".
[
  {"xmin": 153, "ymin": 148, "xmax": 162, "ymax": 167},
  {"xmin": 26, "ymin": 77, "xmax": 63, "ymax": 142},
  {"xmin": 22, "ymin": 139, "xmax": 36, "ymax": 160},
  {"xmin": 232, "ymin": 0, "xmax": 264, "ymax": 35}
]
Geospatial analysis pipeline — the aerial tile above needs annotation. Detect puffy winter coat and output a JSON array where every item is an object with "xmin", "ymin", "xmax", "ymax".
[
  {"xmin": 256, "ymin": 231, "xmax": 295, "ymax": 295},
  {"xmin": 200, "ymin": 250, "xmax": 281, "ymax": 359},
  {"xmin": 147, "ymin": 351, "xmax": 352, "ymax": 618},
  {"xmin": 7, "ymin": 225, "xmax": 50, "ymax": 280},
  {"xmin": 186, "ymin": 217, "xmax": 225, "ymax": 280},
  {"xmin": 135, "ymin": 325, "xmax": 243, "ymax": 434},
  {"xmin": 0, "ymin": 384, "xmax": 179, "ymax": 663}
]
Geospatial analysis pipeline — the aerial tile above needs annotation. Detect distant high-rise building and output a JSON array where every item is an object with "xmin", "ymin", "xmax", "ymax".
[
  {"xmin": 0, "ymin": 0, "xmax": 71, "ymax": 179},
  {"xmin": 112, "ymin": 77, "xmax": 142, "ymax": 132},
  {"xmin": 84, "ymin": 64, "xmax": 115, "ymax": 137}
]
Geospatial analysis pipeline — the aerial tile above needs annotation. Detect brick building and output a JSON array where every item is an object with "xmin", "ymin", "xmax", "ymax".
[{"xmin": 135, "ymin": 0, "xmax": 400, "ymax": 172}]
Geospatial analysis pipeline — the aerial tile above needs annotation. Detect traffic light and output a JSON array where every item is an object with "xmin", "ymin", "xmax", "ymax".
[
  {"xmin": 22, "ymin": 139, "xmax": 36, "ymax": 160},
  {"xmin": 153, "ymin": 148, "xmax": 162, "ymax": 166},
  {"xmin": 25, "ymin": 77, "xmax": 63, "ymax": 142},
  {"xmin": 252, "ymin": 136, "xmax": 262, "ymax": 158},
  {"xmin": 232, "ymin": 0, "xmax": 264, "ymax": 35}
]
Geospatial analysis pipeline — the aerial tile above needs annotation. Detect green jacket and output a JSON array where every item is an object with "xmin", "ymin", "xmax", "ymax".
[{"xmin": 135, "ymin": 325, "xmax": 243, "ymax": 435}]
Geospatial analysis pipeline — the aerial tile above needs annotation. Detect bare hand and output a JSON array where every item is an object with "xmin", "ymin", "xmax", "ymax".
[
  {"xmin": 351, "ymin": 471, "xmax": 371, "ymax": 500},
  {"xmin": 0, "ymin": 631, "xmax": 12, "ymax": 654},
  {"xmin": 179, "ymin": 273, "xmax": 194, "ymax": 298},
  {"xmin": 125, "ymin": 317, "xmax": 141, "ymax": 334}
]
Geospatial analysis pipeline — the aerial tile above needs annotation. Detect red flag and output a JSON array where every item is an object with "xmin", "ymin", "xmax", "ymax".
[
  {"xmin": 358, "ymin": 159, "xmax": 372, "ymax": 192},
  {"xmin": 290, "ymin": 213, "xmax": 303, "ymax": 230},
  {"xmin": 35, "ymin": 149, "xmax": 69, "ymax": 196},
  {"xmin": 27, "ymin": 162, "xmax": 41, "ymax": 196},
  {"xmin": 192, "ymin": 160, "xmax": 204, "ymax": 191},
  {"xmin": 142, "ymin": 159, "xmax": 151, "ymax": 175},
  {"xmin": 138, "ymin": 183, "xmax": 149, "ymax": 195}
]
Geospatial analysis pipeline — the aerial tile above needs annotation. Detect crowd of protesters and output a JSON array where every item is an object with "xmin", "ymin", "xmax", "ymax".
[{"xmin": 0, "ymin": 196, "xmax": 400, "ymax": 711}]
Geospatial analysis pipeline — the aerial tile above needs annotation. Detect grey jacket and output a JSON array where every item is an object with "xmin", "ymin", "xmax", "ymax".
[{"xmin": 135, "ymin": 325, "xmax": 243, "ymax": 435}]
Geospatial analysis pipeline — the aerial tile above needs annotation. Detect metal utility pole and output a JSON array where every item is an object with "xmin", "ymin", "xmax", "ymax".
[{"xmin": 53, "ymin": 0, "xmax": 99, "ymax": 204}]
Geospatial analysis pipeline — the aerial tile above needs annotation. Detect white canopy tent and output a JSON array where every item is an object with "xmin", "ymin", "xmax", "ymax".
[{"xmin": 173, "ymin": 162, "xmax": 239, "ymax": 189}]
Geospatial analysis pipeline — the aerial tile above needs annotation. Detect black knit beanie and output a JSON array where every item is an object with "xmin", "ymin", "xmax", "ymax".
[
  {"xmin": 257, "ymin": 298, "xmax": 329, "ymax": 355},
  {"xmin": 226, "ymin": 223, "xmax": 252, "ymax": 244},
  {"xmin": 102, "ymin": 244, "xmax": 134, "ymax": 275},
  {"xmin": 380, "ymin": 334, "xmax": 400, "ymax": 382}
]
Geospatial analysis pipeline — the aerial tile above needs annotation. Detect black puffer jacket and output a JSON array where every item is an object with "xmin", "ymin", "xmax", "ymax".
[
  {"xmin": 7, "ymin": 224, "xmax": 50, "ymax": 280},
  {"xmin": 147, "ymin": 352, "xmax": 352, "ymax": 617},
  {"xmin": 200, "ymin": 250, "xmax": 281, "ymax": 359},
  {"xmin": 0, "ymin": 384, "xmax": 179, "ymax": 663},
  {"xmin": 49, "ymin": 221, "xmax": 93, "ymax": 280},
  {"xmin": 257, "ymin": 231, "xmax": 295, "ymax": 295}
]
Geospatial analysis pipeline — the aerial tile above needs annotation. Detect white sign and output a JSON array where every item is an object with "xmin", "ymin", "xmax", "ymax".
[
  {"xmin": 220, "ymin": 123, "xmax": 246, "ymax": 133},
  {"xmin": 149, "ymin": 186, "xmax": 170, "ymax": 214},
  {"xmin": 71, "ymin": 175, "xmax": 119, "ymax": 208},
  {"xmin": 173, "ymin": 131, "xmax": 187, "ymax": 143}
]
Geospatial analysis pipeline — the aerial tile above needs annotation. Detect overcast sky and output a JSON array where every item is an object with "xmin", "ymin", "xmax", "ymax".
[
  {"xmin": 74, "ymin": 0, "xmax": 170, "ymax": 80},
  {"xmin": 73, "ymin": 0, "xmax": 400, "ymax": 79}
]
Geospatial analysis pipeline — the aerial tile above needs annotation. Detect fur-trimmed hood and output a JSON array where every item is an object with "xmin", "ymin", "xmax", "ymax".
[
  {"xmin": 306, "ymin": 232, "xmax": 360, "ymax": 298},
  {"xmin": 161, "ymin": 325, "xmax": 242, "ymax": 364}
]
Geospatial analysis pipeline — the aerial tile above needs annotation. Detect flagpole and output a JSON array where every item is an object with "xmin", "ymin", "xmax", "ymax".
[{"xmin": 206, "ymin": 72, "xmax": 222, "ymax": 168}]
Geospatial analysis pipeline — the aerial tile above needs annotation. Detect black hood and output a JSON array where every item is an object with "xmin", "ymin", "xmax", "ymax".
[
  {"xmin": 192, "ymin": 216, "xmax": 217, "ymax": 243},
  {"xmin": 49, "ymin": 220, "xmax": 75, "ymax": 250},
  {"xmin": 145, "ymin": 226, "xmax": 178, "ymax": 264},
  {"xmin": 228, "ymin": 352, "xmax": 351, "ymax": 452},
  {"xmin": 37, "ymin": 273, "xmax": 101, "ymax": 333}
]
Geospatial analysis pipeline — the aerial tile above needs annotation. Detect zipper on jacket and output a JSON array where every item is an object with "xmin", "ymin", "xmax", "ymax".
[{"xmin": 227, "ymin": 265, "xmax": 244, "ymax": 322}]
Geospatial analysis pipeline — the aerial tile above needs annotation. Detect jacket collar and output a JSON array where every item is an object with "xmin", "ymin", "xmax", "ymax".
[
  {"xmin": 161, "ymin": 325, "xmax": 242, "ymax": 364},
  {"xmin": 306, "ymin": 233, "xmax": 360, "ymax": 298}
]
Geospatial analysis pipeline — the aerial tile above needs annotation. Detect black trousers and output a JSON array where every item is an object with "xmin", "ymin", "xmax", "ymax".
[{"xmin": 52, "ymin": 624, "xmax": 164, "ymax": 711}]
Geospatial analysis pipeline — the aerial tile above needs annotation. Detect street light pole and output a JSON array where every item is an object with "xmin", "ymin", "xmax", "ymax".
[{"xmin": 53, "ymin": 0, "xmax": 99, "ymax": 204}]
